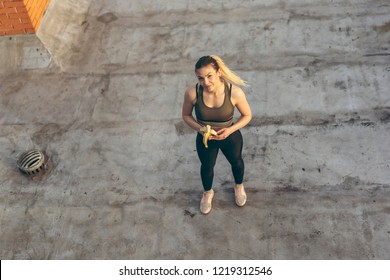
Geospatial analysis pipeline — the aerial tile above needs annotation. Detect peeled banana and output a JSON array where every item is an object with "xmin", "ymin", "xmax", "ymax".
[{"xmin": 202, "ymin": 125, "xmax": 217, "ymax": 148}]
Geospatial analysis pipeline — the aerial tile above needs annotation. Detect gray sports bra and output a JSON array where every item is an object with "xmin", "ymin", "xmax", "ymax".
[{"xmin": 194, "ymin": 82, "xmax": 234, "ymax": 128}]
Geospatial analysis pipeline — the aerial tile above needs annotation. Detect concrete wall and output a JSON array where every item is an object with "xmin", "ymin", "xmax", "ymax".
[
  {"xmin": 0, "ymin": 34, "xmax": 51, "ymax": 73},
  {"xmin": 1, "ymin": 0, "xmax": 390, "ymax": 259}
]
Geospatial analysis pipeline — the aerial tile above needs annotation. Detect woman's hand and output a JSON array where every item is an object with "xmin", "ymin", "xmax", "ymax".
[{"xmin": 210, "ymin": 127, "xmax": 233, "ymax": 140}]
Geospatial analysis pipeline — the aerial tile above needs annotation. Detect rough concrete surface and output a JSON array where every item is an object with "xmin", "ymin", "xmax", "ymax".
[{"xmin": 0, "ymin": 0, "xmax": 389, "ymax": 259}]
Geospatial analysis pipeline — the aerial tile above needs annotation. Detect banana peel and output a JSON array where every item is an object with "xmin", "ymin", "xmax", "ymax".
[{"xmin": 201, "ymin": 125, "xmax": 217, "ymax": 148}]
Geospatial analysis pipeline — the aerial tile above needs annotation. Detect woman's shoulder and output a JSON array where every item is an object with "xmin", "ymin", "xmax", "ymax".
[
  {"xmin": 184, "ymin": 85, "xmax": 198, "ymax": 104},
  {"xmin": 230, "ymin": 84, "xmax": 245, "ymax": 101},
  {"xmin": 185, "ymin": 84, "xmax": 197, "ymax": 96}
]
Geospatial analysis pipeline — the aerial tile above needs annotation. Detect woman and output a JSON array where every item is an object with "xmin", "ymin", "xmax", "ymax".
[{"xmin": 182, "ymin": 55, "xmax": 252, "ymax": 214}]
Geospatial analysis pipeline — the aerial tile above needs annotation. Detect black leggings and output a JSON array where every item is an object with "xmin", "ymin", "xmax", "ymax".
[{"xmin": 196, "ymin": 130, "xmax": 245, "ymax": 191}]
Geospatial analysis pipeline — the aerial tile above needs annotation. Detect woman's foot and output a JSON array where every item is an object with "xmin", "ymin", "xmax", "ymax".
[
  {"xmin": 234, "ymin": 184, "xmax": 247, "ymax": 207},
  {"xmin": 200, "ymin": 189, "xmax": 214, "ymax": 214}
]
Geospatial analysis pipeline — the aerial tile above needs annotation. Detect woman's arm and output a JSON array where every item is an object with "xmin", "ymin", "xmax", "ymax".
[
  {"xmin": 211, "ymin": 86, "xmax": 252, "ymax": 140},
  {"xmin": 182, "ymin": 87, "xmax": 203, "ymax": 132}
]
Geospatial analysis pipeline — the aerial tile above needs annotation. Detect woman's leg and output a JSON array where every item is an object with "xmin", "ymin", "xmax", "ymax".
[
  {"xmin": 220, "ymin": 130, "xmax": 244, "ymax": 184},
  {"xmin": 220, "ymin": 130, "xmax": 247, "ymax": 206},
  {"xmin": 196, "ymin": 133, "xmax": 219, "ymax": 191}
]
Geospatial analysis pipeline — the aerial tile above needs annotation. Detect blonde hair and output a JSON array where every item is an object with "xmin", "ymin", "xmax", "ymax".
[{"xmin": 195, "ymin": 55, "xmax": 248, "ymax": 87}]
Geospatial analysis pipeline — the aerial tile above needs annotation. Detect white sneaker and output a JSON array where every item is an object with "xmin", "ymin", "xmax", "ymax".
[
  {"xmin": 234, "ymin": 185, "xmax": 247, "ymax": 207},
  {"xmin": 200, "ymin": 189, "xmax": 214, "ymax": 214}
]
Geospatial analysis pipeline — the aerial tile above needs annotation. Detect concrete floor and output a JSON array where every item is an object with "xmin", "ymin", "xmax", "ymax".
[{"xmin": 0, "ymin": 0, "xmax": 389, "ymax": 259}]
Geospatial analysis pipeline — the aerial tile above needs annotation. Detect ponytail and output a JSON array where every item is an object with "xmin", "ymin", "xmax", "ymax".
[
  {"xmin": 195, "ymin": 55, "xmax": 247, "ymax": 87},
  {"xmin": 210, "ymin": 55, "xmax": 247, "ymax": 87}
]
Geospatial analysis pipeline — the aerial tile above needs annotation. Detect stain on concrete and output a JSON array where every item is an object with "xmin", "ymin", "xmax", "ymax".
[
  {"xmin": 88, "ymin": 74, "xmax": 110, "ymax": 95},
  {"xmin": 248, "ymin": 108, "xmax": 390, "ymax": 127},
  {"xmin": 97, "ymin": 12, "xmax": 118, "ymax": 24},
  {"xmin": 32, "ymin": 123, "xmax": 70, "ymax": 146},
  {"xmin": 274, "ymin": 185, "xmax": 303, "ymax": 193},
  {"xmin": 81, "ymin": 20, "xmax": 90, "ymax": 32},
  {"xmin": 373, "ymin": 22, "xmax": 390, "ymax": 33},
  {"xmin": 174, "ymin": 121, "xmax": 193, "ymax": 136},
  {"xmin": 184, "ymin": 209, "xmax": 196, "ymax": 218},
  {"xmin": 341, "ymin": 176, "xmax": 361, "ymax": 190},
  {"xmin": 376, "ymin": 107, "xmax": 390, "ymax": 123},
  {"xmin": 248, "ymin": 114, "xmax": 334, "ymax": 127},
  {"xmin": 335, "ymin": 80, "xmax": 347, "ymax": 91},
  {"xmin": 332, "ymin": 26, "xmax": 352, "ymax": 36},
  {"xmin": 0, "ymin": 78, "xmax": 26, "ymax": 97}
]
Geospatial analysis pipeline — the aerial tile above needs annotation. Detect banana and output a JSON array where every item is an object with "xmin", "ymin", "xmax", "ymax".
[{"xmin": 202, "ymin": 125, "xmax": 217, "ymax": 148}]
